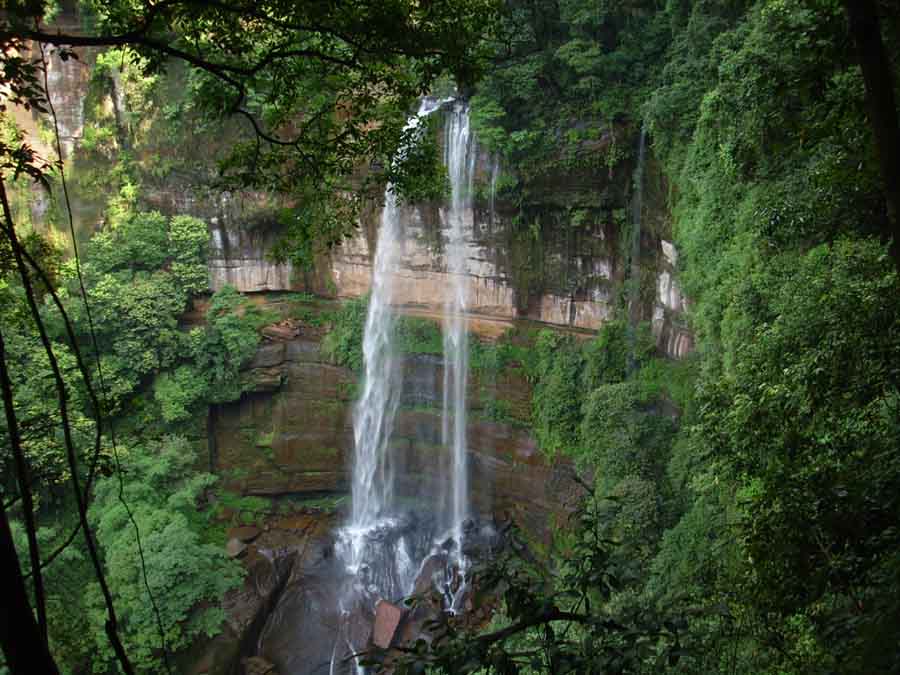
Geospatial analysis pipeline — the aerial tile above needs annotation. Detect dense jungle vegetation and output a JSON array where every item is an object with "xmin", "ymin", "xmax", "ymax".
[{"xmin": 2, "ymin": 0, "xmax": 900, "ymax": 674}]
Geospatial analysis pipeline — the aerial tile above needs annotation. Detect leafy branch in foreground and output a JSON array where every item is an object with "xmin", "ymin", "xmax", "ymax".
[
  {"xmin": 391, "ymin": 497, "xmax": 685, "ymax": 675},
  {"xmin": 2, "ymin": 0, "xmax": 500, "ymax": 194}
]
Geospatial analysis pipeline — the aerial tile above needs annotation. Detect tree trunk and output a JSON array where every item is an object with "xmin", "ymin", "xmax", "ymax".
[
  {"xmin": 844, "ymin": 0, "xmax": 900, "ymax": 271},
  {"xmin": 0, "ymin": 504, "xmax": 60, "ymax": 674}
]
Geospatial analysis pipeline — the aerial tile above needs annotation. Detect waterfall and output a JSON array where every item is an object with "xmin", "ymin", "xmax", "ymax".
[
  {"xmin": 627, "ymin": 126, "xmax": 647, "ymax": 372},
  {"xmin": 441, "ymin": 102, "xmax": 475, "ymax": 569},
  {"xmin": 342, "ymin": 98, "xmax": 446, "ymax": 577},
  {"xmin": 489, "ymin": 156, "xmax": 500, "ymax": 228},
  {"xmin": 333, "ymin": 101, "xmax": 478, "ymax": 672}
]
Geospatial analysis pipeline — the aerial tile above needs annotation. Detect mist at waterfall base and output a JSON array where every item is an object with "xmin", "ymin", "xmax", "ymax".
[{"xmin": 322, "ymin": 99, "xmax": 499, "ymax": 672}]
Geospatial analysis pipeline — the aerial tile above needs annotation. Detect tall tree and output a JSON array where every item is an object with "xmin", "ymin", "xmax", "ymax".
[{"xmin": 844, "ymin": 0, "xmax": 900, "ymax": 269}]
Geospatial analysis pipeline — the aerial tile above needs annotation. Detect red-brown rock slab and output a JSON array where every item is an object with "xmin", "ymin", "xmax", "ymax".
[
  {"xmin": 373, "ymin": 599, "xmax": 404, "ymax": 649},
  {"xmin": 229, "ymin": 525, "xmax": 262, "ymax": 543},
  {"xmin": 242, "ymin": 655, "xmax": 277, "ymax": 674},
  {"xmin": 226, "ymin": 538, "xmax": 248, "ymax": 558},
  {"xmin": 262, "ymin": 322, "xmax": 300, "ymax": 341}
]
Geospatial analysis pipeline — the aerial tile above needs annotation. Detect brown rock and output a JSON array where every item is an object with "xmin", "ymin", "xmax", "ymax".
[
  {"xmin": 242, "ymin": 656, "xmax": 277, "ymax": 675},
  {"xmin": 247, "ymin": 342, "xmax": 286, "ymax": 369},
  {"xmin": 240, "ymin": 368, "xmax": 284, "ymax": 393},
  {"xmin": 226, "ymin": 538, "xmax": 248, "ymax": 558},
  {"xmin": 262, "ymin": 322, "xmax": 300, "ymax": 341},
  {"xmin": 229, "ymin": 526, "xmax": 261, "ymax": 543},
  {"xmin": 372, "ymin": 599, "xmax": 404, "ymax": 649}
]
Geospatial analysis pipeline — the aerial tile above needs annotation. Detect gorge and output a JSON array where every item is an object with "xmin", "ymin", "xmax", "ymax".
[{"xmin": 4, "ymin": 2, "xmax": 900, "ymax": 675}]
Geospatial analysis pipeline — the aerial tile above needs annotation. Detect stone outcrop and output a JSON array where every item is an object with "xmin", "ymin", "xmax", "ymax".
[
  {"xmin": 204, "ymin": 189, "xmax": 691, "ymax": 356},
  {"xmin": 372, "ymin": 600, "xmax": 404, "ymax": 649},
  {"xmin": 200, "ymin": 110, "xmax": 693, "ymax": 358},
  {"xmin": 215, "ymin": 338, "xmax": 355, "ymax": 496},
  {"xmin": 185, "ymin": 538, "xmax": 298, "ymax": 675},
  {"xmin": 328, "ymin": 201, "xmax": 618, "ymax": 330},
  {"xmin": 13, "ymin": 35, "xmax": 692, "ymax": 355},
  {"xmin": 652, "ymin": 240, "xmax": 693, "ymax": 358},
  {"xmin": 209, "ymin": 222, "xmax": 301, "ymax": 293}
]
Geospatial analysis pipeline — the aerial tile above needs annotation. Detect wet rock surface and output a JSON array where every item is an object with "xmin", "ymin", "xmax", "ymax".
[
  {"xmin": 185, "ymin": 512, "xmax": 340, "ymax": 675},
  {"xmin": 255, "ymin": 531, "xmax": 348, "ymax": 675},
  {"xmin": 215, "ymin": 339, "xmax": 583, "ymax": 545},
  {"xmin": 238, "ymin": 513, "xmax": 505, "ymax": 675},
  {"xmin": 204, "ymin": 327, "xmax": 586, "ymax": 674}
]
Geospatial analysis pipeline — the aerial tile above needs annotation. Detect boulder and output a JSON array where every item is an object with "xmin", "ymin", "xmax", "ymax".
[
  {"xmin": 226, "ymin": 538, "xmax": 248, "ymax": 558},
  {"xmin": 230, "ymin": 526, "xmax": 262, "ymax": 543},
  {"xmin": 372, "ymin": 600, "xmax": 404, "ymax": 649},
  {"xmin": 242, "ymin": 656, "xmax": 277, "ymax": 675}
]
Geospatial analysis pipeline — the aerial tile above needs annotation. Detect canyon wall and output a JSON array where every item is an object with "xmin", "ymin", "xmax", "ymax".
[
  {"xmin": 16, "ymin": 19, "xmax": 692, "ymax": 356},
  {"xmin": 213, "ymin": 327, "xmax": 581, "ymax": 541},
  {"xmin": 204, "ymin": 150, "xmax": 693, "ymax": 357}
]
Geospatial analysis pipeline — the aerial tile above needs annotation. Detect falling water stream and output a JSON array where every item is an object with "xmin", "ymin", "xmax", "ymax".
[
  {"xmin": 332, "ymin": 99, "xmax": 478, "ymax": 671},
  {"xmin": 626, "ymin": 126, "xmax": 647, "ymax": 373},
  {"xmin": 338, "ymin": 97, "xmax": 446, "ymax": 591},
  {"xmin": 441, "ymin": 102, "xmax": 475, "ymax": 579}
]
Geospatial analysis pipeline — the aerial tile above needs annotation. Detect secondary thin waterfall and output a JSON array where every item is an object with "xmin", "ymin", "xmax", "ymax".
[
  {"xmin": 627, "ymin": 125, "xmax": 647, "ymax": 372},
  {"xmin": 441, "ymin": 102, "xmax": 475, "ymax": 566}
]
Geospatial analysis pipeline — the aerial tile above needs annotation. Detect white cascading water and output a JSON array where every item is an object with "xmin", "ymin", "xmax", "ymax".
[
  {"xmin": 489, "ymin": 155, "xmax": 500, "ymax": 228},
  {"xmin": 332, "ymin": 99, "xmax": 448, "ymax": 675},
  {"xmin": 332, "ymin": 100, "xmax": 477, "ymax": 673},
  {"xmin": 441, "ymin": 102, "xmax": 475, "ymax": 574},
  {"xmin": 339, "ymin": 98, "xmax": 446, "ymax": 587}
]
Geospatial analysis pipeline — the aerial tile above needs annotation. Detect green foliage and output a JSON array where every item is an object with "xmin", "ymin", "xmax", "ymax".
[
  {"xmin": 396, "ymin": 316, "xmax": 444, "ymax": 356},
  {"xmin": 88, "ymin": 435, "xmax": 244, "ymax": 672},
  {"xmin": 7, "ymin": 437, "xmax": 243, "ymax": 675},
  {"xmin": 9, "ymin": 520, "xmax": 94, "ymax": 670},
  {"xmin": 153, "ymin": 285, "xmax": 265, "ymax": 418},
  {"xmin": 581, "ymin": 319, "xmax": 654, "ymax": 388},
  {"xmin": 320, "ymin": 296, "xmax": 368, "ymax": 371},
  {"xmin": 530, "ymin": 330, "xmax": 584, "ymax": 454},
  {"xmin": 526, "ymin": 320, "xmax": 676, "ymax": 464},
  {"xmin": 693, "ymin": 237, "xmax": 900, "ymax": 672},
  {"xmin": 321, "ymin": 298, "xmax": 450, "ymax": 370},
  {"xmin": 395, "ymin": 500, "xmax": 681, "ymax": 674},
  {"xmin": 168, "ymin": 215, "xmax": 211, "ymax": 294},
  {"xmin": 153, "ymin": 365, "xmax": 207, "ymax": 424},
  {"xmin": 0, "ymin": 320, "xmax": 101, "ymax": 496},
  {"xmin": 632, "ymin": 2, "xmax": 900, "ymax": 671},
  {"xmin": 61, "ymin": 210, "xmax": 210, "ymax": 416},
  {"xmin": 469, "ymin": 0, "xmax": 670, "ymax": 196},
  {"xmin": 580, "ymin": 382, "xmax": 643, "ymax": 475},
  {"xmin": 6, "ymin": 2, "xmax": 900, "ymax": 673},
  {"xmin": 195, "ymin": 285, "xmax": 267, "ymax": 403},
  {"xmin": 210, "ymin": 491, "xmax": 273, "ymax": 527}
]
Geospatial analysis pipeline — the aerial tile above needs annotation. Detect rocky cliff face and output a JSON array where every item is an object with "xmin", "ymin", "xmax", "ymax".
[
  {"xmin": 203, "ymin": 112, "xmax": 693, "ymax": 357},
  {"xmin": 213, "ymin": 329, "xmax": 581, "ymax": 542},
  {"xmin": 14, "ymin": 28, "xmax": 692, "ymax": 357}
]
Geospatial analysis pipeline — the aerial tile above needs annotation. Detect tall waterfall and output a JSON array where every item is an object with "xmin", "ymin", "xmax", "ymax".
[
  {"xmin": 441, "ymin": 102, "xmax": 475, "ymax": 566},
  {"xmin": 342, "ymin": 98, "xmax": 445, "ymax": 580},
  {"xmin": 334, "ymin": 102, "xmax": 478, "ymax": 672}
]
